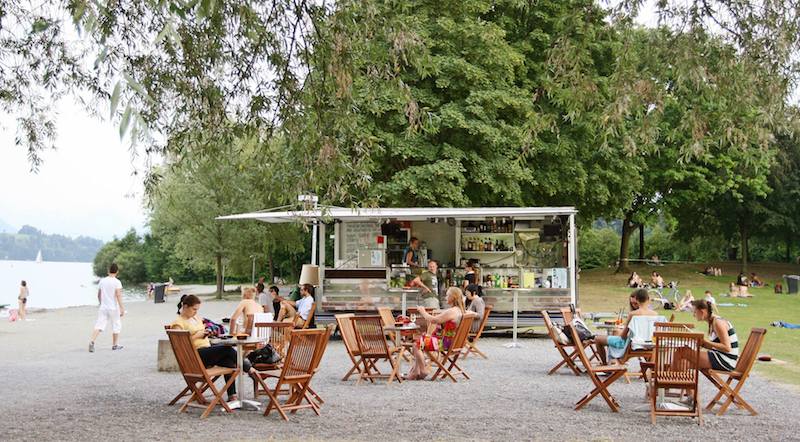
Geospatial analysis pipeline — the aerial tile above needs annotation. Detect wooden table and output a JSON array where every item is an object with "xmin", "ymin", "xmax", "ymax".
[
  {"xmin": 210, "ymin": 336, "xmax": 267, "ymax": 410},
  {"xmin": 383, "ymin": 323, "xmax": 419, "ymax": 384}
]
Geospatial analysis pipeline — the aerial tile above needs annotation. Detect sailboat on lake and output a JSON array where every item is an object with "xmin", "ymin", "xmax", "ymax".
[{"xmin": 35, "ymin": 250, "xmax": 43, "ymax": 263}]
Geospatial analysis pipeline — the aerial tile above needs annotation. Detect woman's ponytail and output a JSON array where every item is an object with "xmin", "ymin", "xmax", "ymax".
[{"xmin": 177, "ymin": 294, "xmax": 188, "ymax": 314}]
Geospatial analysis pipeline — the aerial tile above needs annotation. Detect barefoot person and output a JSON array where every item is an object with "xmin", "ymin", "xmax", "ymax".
[
  {"xmin": 276, "ymin": 283, "xmax": 314, "ymax": 328},
  {"xmin": 406, "ymin": 287, "xmax": 478, "ymax": 380},
  {"xmin": 18, "ymin": 280, "xmax": 29, "ymax": 320},
  {"xmin": 89, "ymin": 263, "xmax": 125, "ymax": 352}
]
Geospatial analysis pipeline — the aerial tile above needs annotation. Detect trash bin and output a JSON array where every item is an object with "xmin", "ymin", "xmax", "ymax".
[
  {"xmin": 154, "ymin": 283, "xmax": 167, "ymax": 303},
  {"xmin": 785, "ymin": 275, "xmax": 800, "ymax": 294}
]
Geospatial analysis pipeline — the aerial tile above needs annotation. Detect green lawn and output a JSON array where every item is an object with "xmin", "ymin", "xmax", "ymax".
[{"xmin": 578, "ymin": 261, "xmax": 800, "ymax": 387}]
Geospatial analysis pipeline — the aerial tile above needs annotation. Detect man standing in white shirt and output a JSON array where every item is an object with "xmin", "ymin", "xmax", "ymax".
[{"xmin": 89, "ymin": 263, "xmax": 125, "ymax": 352}]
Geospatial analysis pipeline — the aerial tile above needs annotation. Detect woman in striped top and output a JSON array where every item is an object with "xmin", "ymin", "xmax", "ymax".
[{"xmin": 691, "ymin": 299, "xmax": 739, "ymax": 371}]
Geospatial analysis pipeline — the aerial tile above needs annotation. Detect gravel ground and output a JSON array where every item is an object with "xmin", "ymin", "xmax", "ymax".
[{"xmin": 1, "ymin": 300, "xmax": 799, "ymax": 441}]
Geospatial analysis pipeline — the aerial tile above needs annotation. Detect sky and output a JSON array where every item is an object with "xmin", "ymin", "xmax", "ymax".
[{"xmin": 0, "ymin": 99, "xmax": 149, "ymax": 241}]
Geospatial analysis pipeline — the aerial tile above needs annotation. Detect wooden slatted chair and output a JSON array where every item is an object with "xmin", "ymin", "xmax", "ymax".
[
  {"xmin": 377, "ymin": 306, "xmax": 412, "ymax": 362},
  {"xmin": 300, "ymin": 303, "xmax": 316, "ymax": 329},
  {"xmin": 558, "ymin": 307, "xmax": 602, "ymax": 362},
  {"xmin": 569, "ymin": 325, "xmax": 627, "ymax": 412},
  {"xmin": 255, "ymin": 328, "xmax": 327, "ymax": 421},
  {"xmin": 640, "ymin": 322, "xmax": 696, "ymax": 383},
  {"xmin": 650, "ymin": 330, "xmax": 704, "ymax": 424},
  {"xmin": 464, "ymin": 304, "xmax": 492, "ymax": 359},
  {"xmin": 428, "ymin": 315, "xmax": 475, "ymax": 382},
  {"xmin": 166, "ymin": 329, "xmax": 239, "ymax": 418},
  {"xmin": 335, "ymin": 313, "xmax": 366, "ymax": 381},
  {"xmin": 351, "ymin": 315, "xmax": 401, "ymax": 384},
  {"xmin": 542, "ymin": 310, "xmax": 582, "ymax": 376},
  {"xmin": 164, "ymin": 324, "xmax": 194, "ymax": 406},
  {"xmin": 252, "ymin": 322, "xmax": 294, "ymax": 399},
  {"xmin": 701, "ymin": 328, "xmax": 766, "ymax": 416}
]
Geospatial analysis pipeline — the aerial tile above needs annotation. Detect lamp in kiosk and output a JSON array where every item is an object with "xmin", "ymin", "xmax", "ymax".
[{"xmin": 299, "ymin": 264, "xmax": 320, "ymax": 286}]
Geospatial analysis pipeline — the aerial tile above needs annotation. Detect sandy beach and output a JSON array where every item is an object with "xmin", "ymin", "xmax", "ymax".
[{"xmin": 2, "ymin": 300, "xmax": 799, "ymax": 441}]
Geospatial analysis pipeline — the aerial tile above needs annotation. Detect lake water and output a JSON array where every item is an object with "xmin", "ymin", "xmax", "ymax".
[{"xmin": 0, "ymin": 260, "xmax": 145, "ymax": 310}]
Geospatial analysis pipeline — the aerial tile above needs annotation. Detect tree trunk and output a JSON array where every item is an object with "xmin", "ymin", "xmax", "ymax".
[
  {"xmin": 616, "ymin": 214, "xmax": 635, "ymax": 273},
  {"xmin": 638, "ymin": 223, "xmax": 645, "ymax": 261},
  {"xmin": 786, "ymin": 235, "xmax": 792, "ymax": 263},
  {"xmin": 268, "ymin": 253, "xmax": 274, "ymax": 285},
  {"xmin": 740, "ymin": 224, "xmax": 749, "ymax": 273},
  {"xmin": 215, "ymin": 254, "xmax": 224, "ymax": 299}
]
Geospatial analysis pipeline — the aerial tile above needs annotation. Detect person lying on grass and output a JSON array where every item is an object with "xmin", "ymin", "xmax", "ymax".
[{"xmin": 592, "ymin": 289, "xmax": 658, "ymax": 365}]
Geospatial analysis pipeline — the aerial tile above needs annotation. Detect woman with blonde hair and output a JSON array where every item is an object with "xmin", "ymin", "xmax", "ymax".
[{"xmin": 406, "ymin": 287, "xmax": 477, "ymax": 380}]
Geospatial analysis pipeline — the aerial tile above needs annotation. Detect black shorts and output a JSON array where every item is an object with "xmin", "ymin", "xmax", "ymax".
[{"xmin": 19, "ymin": 298, "xmax": 27, "ymax": 304}]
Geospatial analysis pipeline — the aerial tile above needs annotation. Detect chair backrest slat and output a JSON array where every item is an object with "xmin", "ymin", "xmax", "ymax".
[
  {"xmin": 447, "ymin": 315, "xmax": 474, "ymax": 354},
  {"xmin": 282, "ymin": 329, "xmax": 325, "ymax": 379},
  {"xmin": 377, "ymin": 307, "xmax": 396, "ymax": 341},
  {"xmin": 351, "ymin": 316, "xmax": 390, "ymax": 358},
  {"xmin": 653, "ymin": 331, "xmax": 704, "ymax": 383},
  {"xmin": 301, "ymin": 303, "xmax": 317, "ymax": 329},
  {"xmin": 655, "ymin": 322, "xmax": 695, "ymax": 332},
  {"xmin": 560, "ymin": 307, "xmax": 582, "ymax": 323},
  {"xmin": 166, "ymin": 329, "xmax": 206, "ymax": 377},
  {"xmin": 733, "ymin": 328, "xmax": 767, "ymax": 375},
  {"xmin": 253, "ymin": 322, "xmax": 293, "ymax": 357},
  {"xmin": 335, "ymin": 314, "xmax": 360, "ymax": 357},
  {"xmin": 472, "ymin": 305, "xmax": 493, "ymax": 339}
]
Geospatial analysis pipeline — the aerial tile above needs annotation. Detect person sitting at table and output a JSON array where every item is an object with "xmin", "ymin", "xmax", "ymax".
[
  {"xmin": 255, "ymin": 282, "xmax": 274, "ymax": 317},
  {"xmin": 675, "ymin": 299, "xmax": 739, "ymax": 372},
  {"xmin": 406, "ymin": 287, "xmax": 478, "ymax": 380},
  {"xmin": 229, "ymin": 287, "xmax": 263, "ymax": 335},
  {"xmin": 268, "ymin": 285, "xmax": 282, "ymax": 318},
  {"xmin": 276, "ymin": 283, "xmax": 314, "ymax": 328},
  {"xmin": 171, "ymin": 294, "xmax": 257, "ymax": 403},
  {"xmin": 592, "ymin": 288, "xmax": 658, "ymax": 364},
  {"xmin": 465, "ymin": 284, "xmax": 485, "ymax": 333}
]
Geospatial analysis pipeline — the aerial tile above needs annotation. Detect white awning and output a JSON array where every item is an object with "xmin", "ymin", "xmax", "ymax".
[{"xmin": 217, "ymin": 206, "xmax": 578, "ymax": 224}]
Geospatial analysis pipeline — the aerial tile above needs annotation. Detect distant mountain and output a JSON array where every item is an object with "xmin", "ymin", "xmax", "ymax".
[
  {"xmin": 0, "ymin": 218, "xmax": 15, "ymax": 234},
  {"xmin": 0, "ymin": 225, "xmax": 104, "ymax": 262}
]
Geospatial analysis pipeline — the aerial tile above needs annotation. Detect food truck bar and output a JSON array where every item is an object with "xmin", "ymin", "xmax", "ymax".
[{"xmin": 218, "ymin": 207, "xmax": 578, "ymax": 327}]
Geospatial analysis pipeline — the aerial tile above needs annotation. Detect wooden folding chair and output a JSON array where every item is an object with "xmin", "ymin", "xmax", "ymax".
[
  {"xmin": 335, "ymin": 313, "xmax": 366, "ymax": 381},
  {"xmin": 464, "ymin": 304, "xmax": 492, "ymax": 359},
  {"xmin": 427, "ymin": 316, "xmax": 475, "ymax": 382},
  {"xmin": 701, "ymin": 328, "xmax": 766, "ymax": 416},
  {"xmin": 164, "ymin": 324, "xmax": 194, "ymax": 406},
  {"xmin": 252, "ymin": 322, "xmax": 294, "ymax": 399},
  {"xmin": 541, "ymin": 310, "xmax": 583, "ymax": 376},
  {"xmin": 378, "ymin": 306, "xmax": 413, "ymax": 362},
  {"xmin": 569, "ymin": 326, "xmax": 627, "ymax": 412},
  {"xmin": 166, "ymin": 329, "xmax": 239, "ymax": 418},
  {"xmin": 255, "ymin": 328, "xmax": 327, "ymax": 421},
  {"xmin": 231, "ymin": 313, "xmax": 255, "ymax": 335},
  {"xmin": 640, "ymin": 322, "xmax": 696, "ymax": 381},
  {"xmin": 300, "ymin": 302, "xmax": 316, "ymax": 329},
  {"xmin": 351, "ymin": 315, "xmax": 401, "ymax": 384},
  {"xmin": 650, "ymin": 330, "xmax": 704, "ymax": 424}
]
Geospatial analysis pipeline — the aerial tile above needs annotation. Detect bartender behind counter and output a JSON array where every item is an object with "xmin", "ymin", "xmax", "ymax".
[
  {"xmin": 410, "ymin": 260, "xmax": 442, "ymax": 309},
  {"xmin": 403, "ymin": 237, "xmax": 421, "ymax": 271}
]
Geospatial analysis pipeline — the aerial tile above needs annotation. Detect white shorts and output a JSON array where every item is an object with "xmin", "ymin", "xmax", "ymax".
[{"xmin": 95, "ymin": 309, "xmax": 122, "ymax": 333}]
